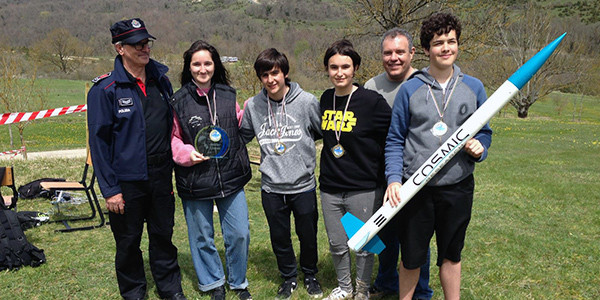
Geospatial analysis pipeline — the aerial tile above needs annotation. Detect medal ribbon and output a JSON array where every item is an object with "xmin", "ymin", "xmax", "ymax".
[
  {"xmin": 333, "ymin": 88, "xmax": 355, "ymax": 145},
  {"xmin": 267, "ymin": 93, "xmax": 287, "ymax": 141},
  {"xmin": 193, "ymin": 80, "xmax": 217, "ymax": 126},
  {"xmin": 427, "ymin": 76, "xmax": 459, "ymax": 121}
]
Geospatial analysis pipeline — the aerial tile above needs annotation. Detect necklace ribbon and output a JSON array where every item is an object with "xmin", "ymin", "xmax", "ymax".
[
  {"xmin": 193, "ymin": 81, "xmax": 220, "ymax": 142},
  {"xmin": 267, "ymin": 94, "xmax": 288, "ymax": 155},
  {"xmin": 331, "ymin": 87, "xmax": 355, "ymax": 158},
  {"xmin": 427, "ymin": 77, "xmax": 459, "ymax": 137}
]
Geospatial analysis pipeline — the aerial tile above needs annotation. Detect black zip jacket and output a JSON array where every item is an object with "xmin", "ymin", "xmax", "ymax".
[{"xmin": 170, "ymin": 82, "xmax": 251, "ymax": 200}]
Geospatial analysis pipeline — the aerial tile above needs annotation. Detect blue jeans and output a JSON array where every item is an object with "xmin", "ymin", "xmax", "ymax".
[
  {"xmin": 181, "ymin": 189, "xmax": 250, "ymax": 292},
  {"xmin": 374, "ymin": 213, "xmax": 433, "ymax": 299}
]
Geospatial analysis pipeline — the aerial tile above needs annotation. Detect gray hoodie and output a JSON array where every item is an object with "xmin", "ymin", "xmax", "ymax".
[
  {"xmin": 240, "ymin": 82, "xmax": 322, "ymax": 194},
  {"xmin": 385, "ymin": 65, "xmax": 493, "ymax": 186}
]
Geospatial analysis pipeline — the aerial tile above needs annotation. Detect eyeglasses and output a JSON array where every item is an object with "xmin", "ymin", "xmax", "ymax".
[{"xmin": 125, "ymin": 40, "xmax": 153, "ymax": 50}]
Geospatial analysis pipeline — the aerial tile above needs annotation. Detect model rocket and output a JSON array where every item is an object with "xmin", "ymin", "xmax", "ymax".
[{"xmin": 342, "ymin": 33, "xmax": 567, "ymax": 254}]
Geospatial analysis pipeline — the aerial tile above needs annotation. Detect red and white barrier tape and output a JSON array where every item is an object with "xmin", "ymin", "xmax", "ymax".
[
  {"xmin": 0, "ymin": 104, "xmax": 87, "ymax": 125},
  {"xmin": 0, "ymin": 146, "xmax": 26, "ymax": 157}
]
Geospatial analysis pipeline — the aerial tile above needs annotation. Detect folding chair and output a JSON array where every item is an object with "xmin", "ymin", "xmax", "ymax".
[
  {"xmin": 1, "ymin": 166, "xmax": 18, "ymax": 211},
  {"xmin": 40, "ymin": 151, "xmax": 106, "ymax": 232}
]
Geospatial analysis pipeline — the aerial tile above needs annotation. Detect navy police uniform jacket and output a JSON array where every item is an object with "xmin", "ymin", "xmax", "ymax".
[{"xmin": 87, "ymin": 56, "xmax": 173, "ymax": 198}]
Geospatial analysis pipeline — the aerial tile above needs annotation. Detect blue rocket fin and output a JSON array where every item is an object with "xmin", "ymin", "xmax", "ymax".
[{"xmin": 341, "ymin": 212, "xmax": 385, "ymax": 254}]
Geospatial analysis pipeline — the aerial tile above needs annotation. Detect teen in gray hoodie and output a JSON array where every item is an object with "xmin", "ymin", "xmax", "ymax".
[
  {"xmin": 385, "ymin": 13, "xmax": 492, "ymax": 300},
  {"xmin": 239, "ymin": 48, "xmax": 323, "ymax": 299}
]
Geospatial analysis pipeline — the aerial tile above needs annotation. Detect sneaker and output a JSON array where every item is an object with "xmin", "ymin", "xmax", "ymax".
[
  {"xmin": 210, "ymin": 285, "xmax": 226, "ymax": 300},
  {"xmin": 354, "ymin": 291, "xmax": 369, "ymax": 300},
  {"xmin": 354, "ymin": 279, "xmax": 369, "ymax": 300},
  {"xmin": 167, "ymin": 292, "xmax": 187, "ymax": 300},
  {"xmin": 368, "ymin": 285, "xmax": 397, "ymax": 299},
  {"xmin": 233, "ymin": 288, "xmax": 252, "ymax": 300},
  {"xmin": 277, "ymin": 279, "xmax": 297, "ymax": 300},
  {"xmin": 322, "ymin": 286, "xmax": 351, "ymax": 300},
  {"xmin": 304, "ymin": 277, "xmax": 323, "ymax": 298}
]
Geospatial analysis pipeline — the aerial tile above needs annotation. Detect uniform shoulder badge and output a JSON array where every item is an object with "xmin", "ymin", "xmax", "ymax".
[{"xmin": 92, "ymin": 72, "xmax": 112, "ymax": 83}]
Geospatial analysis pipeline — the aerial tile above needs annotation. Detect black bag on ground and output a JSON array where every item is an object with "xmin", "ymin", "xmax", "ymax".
[
  {"xmin": 0, "ymin": 209, "xmax": 46, "ymax": 271},
  {"xmin": 17, "ymin": 211, "xmax": 50, "ymax": 231},
  {"xmin": 17, "ymin": 178, "xmax": 65, "ymax": 199}
]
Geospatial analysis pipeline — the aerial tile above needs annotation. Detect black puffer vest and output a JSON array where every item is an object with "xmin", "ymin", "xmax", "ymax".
[{"xmin": 171, "ymin": 82, "xmax": 251, "ymax": 200}]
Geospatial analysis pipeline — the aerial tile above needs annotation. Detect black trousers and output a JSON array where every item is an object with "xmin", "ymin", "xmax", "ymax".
[
  {"xmin": 261, "ymin": 189, "xmax": 319, "ymax": 280},
  {"xmin": 108, "ymin": 160, "xmax": 182, "ymax": 299}
]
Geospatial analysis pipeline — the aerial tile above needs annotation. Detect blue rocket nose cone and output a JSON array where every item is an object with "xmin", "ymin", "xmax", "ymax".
[{"xmin": 508, "ymin": 33, "xmax": 567, "ymax": 90}]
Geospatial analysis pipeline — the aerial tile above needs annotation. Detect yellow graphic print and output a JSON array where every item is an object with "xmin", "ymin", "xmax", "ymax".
[{"xmin": 321, "ymin": 110, "xmax": 357, "ymax": 132}]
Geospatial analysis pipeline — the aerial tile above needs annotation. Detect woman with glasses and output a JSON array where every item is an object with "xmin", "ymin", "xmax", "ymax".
[
  {"xmin": 170, "ymin": 40, "xmax": 253, "ymax": 300},
  {"xmin": 319, "ymin": 39, "xmax": 392, "ymax": 300}
]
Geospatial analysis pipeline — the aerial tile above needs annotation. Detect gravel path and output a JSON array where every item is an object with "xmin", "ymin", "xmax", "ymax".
[{"xmin": 0, "ymin": 148, "xmax": 87, "ymax": 160}]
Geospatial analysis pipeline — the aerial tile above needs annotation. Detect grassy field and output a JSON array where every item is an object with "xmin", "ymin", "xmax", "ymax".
[
  {"xmin": 0, "ymin": 79, "xmax": 88, "ymax": 152},
  {"xmin": 0, "ymin": 81, "xmax": 598, "ymax": 299},
  {"xmin": 0, "ymin": 78, "xmax": 255, "ymax": 152}
]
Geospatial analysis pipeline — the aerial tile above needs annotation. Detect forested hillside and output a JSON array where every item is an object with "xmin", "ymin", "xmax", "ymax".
[
  {"xmin": 0, "ymin": 0, "xmax": 354, "ymax": 89},
  {"xmin": 0, "ymin": 0, "xmax": 348, "ymax": 55},
  {"xmin": 1, "ymin": 0, "xmax": 598, "ymax": 105}
]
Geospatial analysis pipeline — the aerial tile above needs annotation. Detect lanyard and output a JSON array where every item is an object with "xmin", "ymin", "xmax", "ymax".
[
  {"xmin": 427, "ymin": 77, "xmax": 459, "ymax": 120},
  {"xmin": 333, "ymin": 88, "xmax": 355, "ymax": 144},
  {"xmin": 193, "ymin": 81, "xmax": 217, "ymax": 126},
  {"xmin": 267, "ymin": 93, "xmax": 287, "ymax": 139}
]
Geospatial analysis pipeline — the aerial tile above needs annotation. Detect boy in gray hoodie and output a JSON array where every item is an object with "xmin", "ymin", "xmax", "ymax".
[
  {"xmin": 385, "ymin": 13, "xmax": 492, "ymax": 300},
  {"xmin": 239, "ymin": 48, "xmax": 323, "ymax": 299}
]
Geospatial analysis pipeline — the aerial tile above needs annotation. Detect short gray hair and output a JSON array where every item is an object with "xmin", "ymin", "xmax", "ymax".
[{"xmin": 380, "ymin": 28, "xmax": 414, "ymax": 52}]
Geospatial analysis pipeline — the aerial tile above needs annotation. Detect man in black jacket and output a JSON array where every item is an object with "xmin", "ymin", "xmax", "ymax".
[{"xmin": 87, "ymin": 18, "xmax": 186, "ymax": 300}]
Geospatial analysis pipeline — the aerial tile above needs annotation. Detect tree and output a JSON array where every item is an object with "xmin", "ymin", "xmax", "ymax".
[
  {"xmin": 231, "ymin": 61, "xmax": 263, "ymax": 99},
  {"xmin": 348, "ymin": 0, "xmax": 504, "ymax": 73},
  {"xmin": 494, "ymin": 1, "xmax": 581, "ymax": 118},
  {"xmin": 31, "ymin": 28, "xmax": 91, "ymax": 74},
  {"xmin": 349, "ymin": 0, "xmax": 439, "ymax": 36},
  {"xmin": 229, "ymin": 41, "xmax": 264, "ymax": 98},
  {"xmin": 0, "ymin": 49, "xmax": 47, "ymax": 159},
  {"xmin": 571, "ymin": 53, "xmax": 600, "ymax": 121}
]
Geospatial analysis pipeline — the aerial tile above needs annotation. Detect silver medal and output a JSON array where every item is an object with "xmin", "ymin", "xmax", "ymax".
[{"xmin": 431, "ymin": 121, "xmax": 448, "ymax": 137}]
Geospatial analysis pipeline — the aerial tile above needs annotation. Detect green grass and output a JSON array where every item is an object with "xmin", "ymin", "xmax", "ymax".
[
  {"xmin": 0, "ymin": 79, "xmax": 88, "ymax": 152},
  {"xmin": 0, "ymin": 79, "xmax": 254, "ymax": 152},
  {"xmin": 530, "ymin": 92, "xmax": 600, "ymax": 124},
  {"xmin": 36, "ymin": 79, "xmax": 89, "ymax": 108},
  {"xmin": 463, "ymin": 116, "xmax": 599, "ymax": 299},
  {"xmin": 0, "ymin": 82, "xmax": 599, "ymax": 299}
]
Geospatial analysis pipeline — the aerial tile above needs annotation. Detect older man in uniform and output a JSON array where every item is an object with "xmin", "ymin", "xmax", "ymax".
[{"xmin": 87, "ymin": 18, "xmax": 186, "ymax": 300}]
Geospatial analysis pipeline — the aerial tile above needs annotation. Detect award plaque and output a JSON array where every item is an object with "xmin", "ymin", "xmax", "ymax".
[{"xmin": 194, "ymin": 125, "xmax": 230, "ymax": 158}]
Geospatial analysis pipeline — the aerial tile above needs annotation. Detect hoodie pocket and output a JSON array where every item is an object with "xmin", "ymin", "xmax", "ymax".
[
  {"xmin": 259, "ymin": 154, "xmax": 311, "ymax": 186},
  {"xmin": 405, "ymin": 152, "xmax": 426, "ymax": 178}
]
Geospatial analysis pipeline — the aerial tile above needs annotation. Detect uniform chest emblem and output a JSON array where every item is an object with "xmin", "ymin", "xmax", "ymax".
[{"xmin": 118, "ymin": 98, "xmax": 133, "ymax": 107}]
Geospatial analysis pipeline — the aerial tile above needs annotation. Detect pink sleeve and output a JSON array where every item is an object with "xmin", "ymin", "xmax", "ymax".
[
  {"xmin": 236, "ymin": 102, "xmax": 243, "ymax": 128},
  {"xmin": 171, "ymin": 113, "xmax": 196, "ymax": 167},
  {"xmin": 237, "ymin": 97, "xmax": 253, "ymax": 128}
]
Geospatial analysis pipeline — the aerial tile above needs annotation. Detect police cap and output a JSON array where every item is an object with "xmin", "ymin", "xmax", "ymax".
[{"xmin": 110, "ymin": 18, "xmax": 156, "ymax": 44}]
